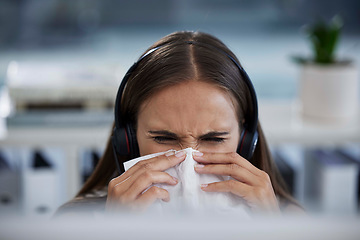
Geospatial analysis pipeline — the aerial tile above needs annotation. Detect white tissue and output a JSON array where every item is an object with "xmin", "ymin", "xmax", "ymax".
[{"xmin": 124, "ymin": 148, "xmax": 250, "ymax": 215}]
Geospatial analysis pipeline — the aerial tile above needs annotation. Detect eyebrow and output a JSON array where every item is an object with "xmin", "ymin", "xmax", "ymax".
[
  {"xmin": 199, "ymin": 131, "xmax": 229, "ymax": 138},
  {"xmin": 148, "ymin": 130, "xmax": 178, "ymax": 138},
  {"xmin": 148, "ymin": 130, "xmax": 229, "ymax": 138}
]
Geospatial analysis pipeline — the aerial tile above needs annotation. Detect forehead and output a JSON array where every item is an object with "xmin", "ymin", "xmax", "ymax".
[{"xmin": 137, "ymin": 80, "xmax": 239, "ymax": 132}]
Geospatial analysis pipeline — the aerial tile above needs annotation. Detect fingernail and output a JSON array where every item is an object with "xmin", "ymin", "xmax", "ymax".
[
  {"xmin": 165, "ymin": 151, "xmax": 175, "ymax": 157},
  {"xmin": 194, "ymin": 164, "xmax": 205, "ymax": 169},
  {"xmin": 172, "ymin": 176, "xmax": 178, "ymax": 184},
  {"xmin": 193, "ymin": 151, "xmax": 203, "ymax": 157},
  {"xmin": 175, "ymin": 151, "xmax": 185, "ymax": 158},
  {"xmin": 201, "ymin": 184, "xmax": 208, "ymax": 189}
]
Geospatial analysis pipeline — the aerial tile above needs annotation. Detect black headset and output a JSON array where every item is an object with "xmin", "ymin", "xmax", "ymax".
[{"xmin": 112, "ymin": 41, "xmax": 259, "ymax": 174}]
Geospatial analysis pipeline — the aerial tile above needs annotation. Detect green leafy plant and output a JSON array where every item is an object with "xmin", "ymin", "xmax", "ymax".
[{"xmin": 293, "ymin": 15, "xmax": 344, "ymax": 64}]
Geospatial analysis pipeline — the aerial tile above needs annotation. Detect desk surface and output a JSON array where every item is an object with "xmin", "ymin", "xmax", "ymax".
[{"xmin": 1, "ymin": 214, "xmax": 360, "ymax": 240}]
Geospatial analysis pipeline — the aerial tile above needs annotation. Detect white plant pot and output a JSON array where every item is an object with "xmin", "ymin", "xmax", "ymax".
[{"xmin": 299, "ymin": 63, "xmax": 359, "ymax": 122}]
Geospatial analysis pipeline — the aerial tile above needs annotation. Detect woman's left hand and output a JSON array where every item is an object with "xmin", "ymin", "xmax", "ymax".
[{"xmin": 193, "ymin": 151, "xmax": 280, "ymax": 213}]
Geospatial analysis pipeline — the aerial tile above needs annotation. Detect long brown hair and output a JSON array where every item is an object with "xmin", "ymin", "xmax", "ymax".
[{"xmin": 78, "ymin": 31, "xmax": 297, "ymax": 206}]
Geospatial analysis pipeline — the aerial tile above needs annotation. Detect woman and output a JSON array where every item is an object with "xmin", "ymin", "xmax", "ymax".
[{"xmin": 57, "ymin": 31, "xmax": 301, "ymax": 216}]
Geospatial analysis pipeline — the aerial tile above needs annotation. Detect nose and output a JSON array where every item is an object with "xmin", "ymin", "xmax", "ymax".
[{"xmin": 179, "ymin": 141, "xmax": 200, "ymax": 150}]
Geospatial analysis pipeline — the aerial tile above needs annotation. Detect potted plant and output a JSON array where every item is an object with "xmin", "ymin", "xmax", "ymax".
[{"xmin": 293, "ymin": 16, "xmax": 358, "ymax": 123}]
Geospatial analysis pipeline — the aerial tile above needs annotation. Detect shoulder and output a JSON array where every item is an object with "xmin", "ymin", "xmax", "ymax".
[{"xmin": 54, "ymin": 187, "xmax": 107, "ymax": 218}]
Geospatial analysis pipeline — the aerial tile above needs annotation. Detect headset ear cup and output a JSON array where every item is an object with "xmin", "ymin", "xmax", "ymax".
[
  {"xmin": 112, "ymin": 126, "xmax": 138, "ymax": 174},
  {"xmin": 125, "ymin": 124, "xmax": 140, "ymax": 159},
  {"xmin": 237, "ymin": 129, "xmax": 247, "ymax": 158},
  {"xmin": 238, "ymin": 129, "xmax": 258, "ymax": 160},
  {"xmin": 112, "ymin": 127, "xmax": 131, "ymax": 156},
  {"xmin": 249, "ymin": 130, "xmax": 259, "ymax": 158}
]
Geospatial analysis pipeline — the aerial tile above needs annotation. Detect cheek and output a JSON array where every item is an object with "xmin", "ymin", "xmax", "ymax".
[
  {"xmin": 207, "ymin": 124, "xmax": 241, "ymax": 153},
  {"xmin": 140, "ymin": 142, "xmax": 172, "ymax": 156},
  {"xmin": 198, "ymin": 133, "xmax": 240, "ymax": 153}
]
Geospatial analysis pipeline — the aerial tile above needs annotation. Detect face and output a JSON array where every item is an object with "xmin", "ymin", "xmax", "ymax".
[{"xmin": 136, "ymin": 80, "xmax": 241, "ymax": 156}]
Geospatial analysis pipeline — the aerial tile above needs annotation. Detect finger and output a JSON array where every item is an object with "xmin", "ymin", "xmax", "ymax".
[
  {"xmin": 127, "ymin": 150, "xmax": 186, "ymax": 176},
  {"xmin": 194, "ymin": 163, "xmax": 259, "ymax": 186},
  {"xmin": 193, "ymin": 152, "xmax": 263, "ymax": 177},
  {"xmin": 108, "ymin": 171, "xmax": 176, "ymax": 205},
  {"xmin": 200, "ymin": 180, "xmax": 252, "ymax": 199},
  {"xmin": 108, "ymin": 175, "xmax": 132, "ymax": 197},
  {"xmin": 108, "ymin": 151, "xmax": 185, "ymax": 190},
  {"xmin": 121, "ymin": 151, "xmax": 184, "ymax": 188},
  {"xmin": 134, "ymin": 186, "xmax": 170, "ymax": 209},
  {"xmin": 115, "ymin": 151, "xmax": 177, "ymax": 180},
  {"xmin": 200, "ymin": 179, "xmax": 279, "ymax": 212},
  {"xmin": 124, "ymin": 171, "xmax": 178, "ymax": 201}
]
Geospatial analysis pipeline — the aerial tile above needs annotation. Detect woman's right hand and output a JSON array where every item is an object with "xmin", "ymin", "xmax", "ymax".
[{"xmin": 106, "ymin": 150, "xmax": 186, "ymax": 211}]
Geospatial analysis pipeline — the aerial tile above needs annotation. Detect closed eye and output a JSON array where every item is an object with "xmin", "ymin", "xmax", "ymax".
[
  {"xmin": 149, "ymin": 130, "xmax": 178, "ymax": 144},
  {"xmin": 152, "ymin": 136, "xmax": 177, "ymax": 144},
  {"xmin": 148, "ymin": 130, "xmax": 229, "ymax": 145},
  {"xmin": 201, "ymin": 137, "xmax": 225, "ymax": 143},
  {"xmin": 199, "ymin": 131, "xmax": 229, "ymax": 144}
]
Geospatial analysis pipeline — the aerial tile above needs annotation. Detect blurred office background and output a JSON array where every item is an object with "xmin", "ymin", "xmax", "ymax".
[{"xmin": 0, "ymin": 0, "xmax": 359, "ymax": 218}]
